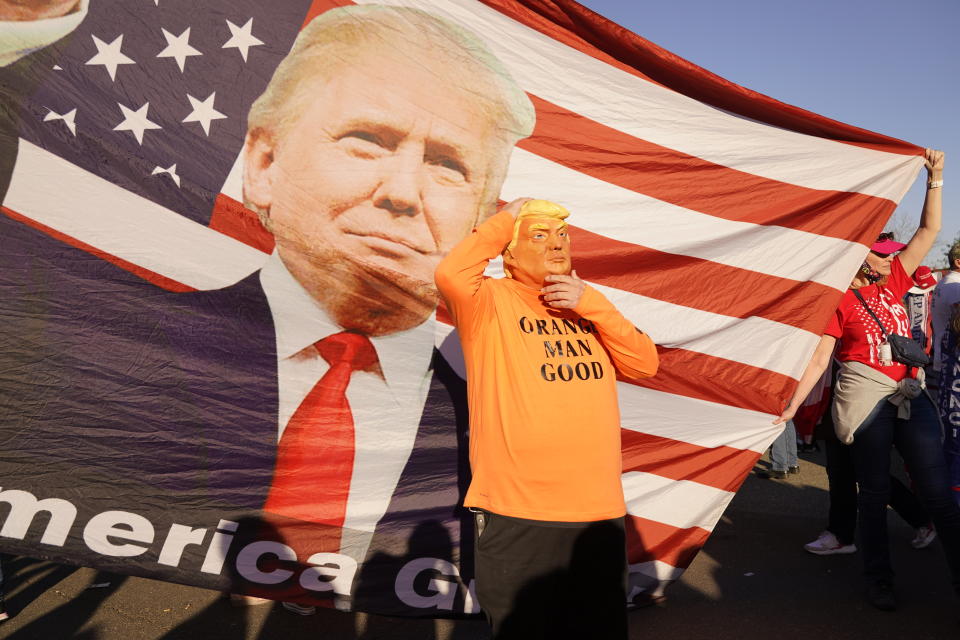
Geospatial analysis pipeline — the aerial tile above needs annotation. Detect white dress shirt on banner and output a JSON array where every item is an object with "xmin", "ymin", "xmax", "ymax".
[{"xmin": 260, "ymin": 251, "xmax": 435, "ymax": 561}]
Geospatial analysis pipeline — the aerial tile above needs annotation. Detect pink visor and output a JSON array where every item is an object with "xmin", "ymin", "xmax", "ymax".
[{"xmin": 871, "ymin": 239, "xmax": 906, "ymax": 254}]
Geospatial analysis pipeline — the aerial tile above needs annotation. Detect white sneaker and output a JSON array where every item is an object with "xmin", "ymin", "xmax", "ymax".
[
  {"xmin": 281, "ymin": 601, "xmax": 317, "ymax": 616},
  {"xmin": 911, "ymin": 525, "xmax": 936, "ymax": 549},
  {"xmin": 803, "ymin": 530, "xmax": 857, "ymax": 555}
]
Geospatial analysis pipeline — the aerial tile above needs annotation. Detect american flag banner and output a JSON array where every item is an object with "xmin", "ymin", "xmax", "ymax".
[{"xmin": 0, "ymin": 0, "xmax": 925, "ymax": 617}]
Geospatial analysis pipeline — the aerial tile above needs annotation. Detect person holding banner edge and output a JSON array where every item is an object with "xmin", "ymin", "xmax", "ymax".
[
  {"xmin": 775, "ymin": 149, "xmax": 960, "ymax": 612},
  {"xmin": 436, "ymin": 198, "xmax": 659, "ymax": 638}
]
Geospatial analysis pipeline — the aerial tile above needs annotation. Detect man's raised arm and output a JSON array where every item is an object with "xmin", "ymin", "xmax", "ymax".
[{"xmin": 435, "ymin": 198, "xmax": 530, "ymax": 326}]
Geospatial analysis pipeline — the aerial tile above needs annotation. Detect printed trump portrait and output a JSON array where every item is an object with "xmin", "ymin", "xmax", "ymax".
[{"xmin": 0, "ymin": 2, "xmax": 533, "ymax": 613}]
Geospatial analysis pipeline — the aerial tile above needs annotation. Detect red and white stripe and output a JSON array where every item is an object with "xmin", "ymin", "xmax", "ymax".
[{"xmin": 2, "ymin": 0, "xmax": 925, "ymax": 598}]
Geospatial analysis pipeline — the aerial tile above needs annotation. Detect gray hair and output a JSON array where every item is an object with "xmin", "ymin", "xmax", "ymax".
[
  {"xmin": 949, "ymin": 242, "xmax": 960, "ymax": 269},
  {"xmin": 246, "ymin": 4, "xmax": 534, "ymax": 216}
]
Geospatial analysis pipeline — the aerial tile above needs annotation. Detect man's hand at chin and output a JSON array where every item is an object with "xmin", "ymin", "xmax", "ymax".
[
  {"xmin": 541, "ymin": 270, "xmax": 585, "ymax": 309},
  {"xmin": 0, "ymin": 0, "xmax": 80, "ymax": 21}
]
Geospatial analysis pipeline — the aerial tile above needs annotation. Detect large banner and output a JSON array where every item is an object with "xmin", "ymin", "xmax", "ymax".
[{"xmin": 0, "ymin": 0, "xmax": 924, "ymax": 616}]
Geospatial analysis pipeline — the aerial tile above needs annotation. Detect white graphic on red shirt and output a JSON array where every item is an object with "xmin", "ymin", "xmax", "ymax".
[{"xmin": 855, "ymin": 289, "xmax": 910, "ymax": 366}]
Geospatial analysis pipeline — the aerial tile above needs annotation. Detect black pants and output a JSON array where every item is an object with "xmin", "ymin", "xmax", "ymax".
[
  {"xmin": 473, "ymin": 511, "xmax": 628, "ymax": 640},
  {"xmin": 851, "ymin": 397, "xmax": 960, "ymax": 589},
  {"xmin": 822, "ymin": 411, "xmax": 928, "ymax": 545}
]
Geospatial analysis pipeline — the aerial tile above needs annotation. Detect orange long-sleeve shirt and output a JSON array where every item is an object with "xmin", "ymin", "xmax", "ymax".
[{"xmin": 435, "ymin": 210, "xmax": 659, "ymax": 521}]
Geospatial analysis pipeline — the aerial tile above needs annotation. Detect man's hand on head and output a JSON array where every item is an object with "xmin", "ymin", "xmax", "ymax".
[
  {"xmin": 542, "ymin": 270, "xmax": 585, "ymax": 309},
  {"xmin": 501, "ymin": 197, "xmax": 533, "ymax": 219}
]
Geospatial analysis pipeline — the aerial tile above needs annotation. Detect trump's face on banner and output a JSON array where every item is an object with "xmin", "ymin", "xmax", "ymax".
[{"xmin": 242, "ymin": 6, "xmax": 534, "ymax": 337}]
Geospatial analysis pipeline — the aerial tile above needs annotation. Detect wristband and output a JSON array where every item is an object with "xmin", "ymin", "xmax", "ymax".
[{"xmin": 928, "ymin": 179, "xmax": 943, "ymax": 189}]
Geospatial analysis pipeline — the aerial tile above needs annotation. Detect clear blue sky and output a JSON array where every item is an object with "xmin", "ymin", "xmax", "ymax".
[{"xmin": 578, "ymin": 0, "xmax": 959, "ymax": 265}]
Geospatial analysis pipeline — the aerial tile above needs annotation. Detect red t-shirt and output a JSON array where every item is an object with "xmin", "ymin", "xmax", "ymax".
[{"xmin": 824, "ymin": 256, "xmax": 913, "ymax": 382}]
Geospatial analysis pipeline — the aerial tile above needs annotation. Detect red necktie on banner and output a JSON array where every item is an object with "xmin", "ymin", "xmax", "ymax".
[{"xmin": 264, "ymin": 332, "xmax": 378, "ymax": 529}]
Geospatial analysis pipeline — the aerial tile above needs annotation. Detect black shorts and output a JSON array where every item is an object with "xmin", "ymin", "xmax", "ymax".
[{"xmin": 473, "ymin": 510, "xmax": 627, "ymax": 640}]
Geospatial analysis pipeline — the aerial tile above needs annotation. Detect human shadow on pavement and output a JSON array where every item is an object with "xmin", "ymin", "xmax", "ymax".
[
  {"xmin": 160, "ymin": 515, "xmax": 277, "ymax": 640},
  {"xmin": 351, "ymin": 519, "xmax": 482, "ymax": 640},
  {"xmin": 160, "ymin": 514, "xmax": 489, "ymax": 640},
  {"xmin": 2, "ymin": 554, "xmax": 76, "ymax": 621},
  {"xmin": 2, "ymin": 559, "xmax": 127, "ymax": 640}
]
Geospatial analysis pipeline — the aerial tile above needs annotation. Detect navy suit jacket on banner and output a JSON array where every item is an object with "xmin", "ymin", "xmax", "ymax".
[{"xmin": 0, "ymin": 213, "xmax": 474, "ymax": 615}]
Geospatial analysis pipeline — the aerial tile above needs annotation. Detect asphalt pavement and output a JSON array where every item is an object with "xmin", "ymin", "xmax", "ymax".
[{"xmin": 1, "ymin": 445, "xmax": 957, "ymax": 640}]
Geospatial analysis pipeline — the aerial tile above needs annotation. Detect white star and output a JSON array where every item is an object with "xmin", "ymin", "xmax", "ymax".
[
  {"xmin": 113, "ymin": 101, "xmax": 161, "ymax": 145},
  {"xmin": 182, "ymin": 92, "xmax": 227, "ymax": 136},
  {"xmin": 157, "ymin": 27, "xmax": 202, "ymax": 72},
  {"xmin": 43, "ymin": 108, "xmax": 77, "ymax": 136},
  {"xmin": 86, "ymin": 34, "xmax": 136, "ymax": 81},
  {"xmin": 151, "ymin": 164, "xmax": 181, "ymax": 187},
  {"xmin": 222, "ymin": 18, "xmax": 263, "ymax": 62}
]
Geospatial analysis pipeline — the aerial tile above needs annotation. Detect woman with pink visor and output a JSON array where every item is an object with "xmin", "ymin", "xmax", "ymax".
[{"xmin": 776, "ymin": 149, "xmax": 959, "ymax": 613}]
